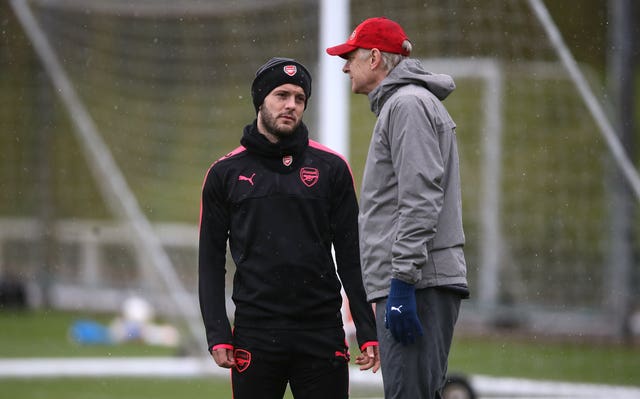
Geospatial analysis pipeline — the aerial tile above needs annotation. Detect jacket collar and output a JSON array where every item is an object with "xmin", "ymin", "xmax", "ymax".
[{"xmin": 240, "ymin": 119, "xmax": 309, "ymax": 172}]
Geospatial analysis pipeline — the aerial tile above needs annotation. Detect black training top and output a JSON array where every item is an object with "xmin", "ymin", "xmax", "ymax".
[{"xmin": 198, "ymin": 120, "xmax": 376, "ymax": 351}]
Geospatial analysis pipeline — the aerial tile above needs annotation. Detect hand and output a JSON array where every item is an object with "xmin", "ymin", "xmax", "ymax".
[
  {"xmin": 354, "ymin": 344, "xmax": 380, "ymax": 373},
  {"xmin": 385, "ymin": 278, "xmax": 424, "ymax": 345},
  {"xmin": 211, "ymin": 346, "xmax": 235, "ymax": 368}
]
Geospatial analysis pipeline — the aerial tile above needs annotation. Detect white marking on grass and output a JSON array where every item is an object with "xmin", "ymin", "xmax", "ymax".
[{"xmin": 0, "ymin": 358, "xmax": 638, "ymax": 399}]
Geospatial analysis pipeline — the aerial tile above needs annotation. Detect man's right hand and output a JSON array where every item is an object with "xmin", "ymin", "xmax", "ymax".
[{"xmin": 211, "ymin": 345, "xmax": 235, "ymax": 368}]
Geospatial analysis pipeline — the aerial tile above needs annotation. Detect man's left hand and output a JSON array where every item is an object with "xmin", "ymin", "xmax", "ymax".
[{"xmin": 354, "ymin": 344, "xmax": 380, "ymax": 373}]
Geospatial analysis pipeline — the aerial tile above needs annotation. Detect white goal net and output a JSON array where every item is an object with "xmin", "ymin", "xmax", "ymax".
[{"xmin": 1, "ymin": 0, "xmax": 638, "ymax": 343}]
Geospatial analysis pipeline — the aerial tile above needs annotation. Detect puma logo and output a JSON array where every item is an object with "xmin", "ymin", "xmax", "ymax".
[
  {"xmin": 238, "ymin": 173, "xmax": 255, "ymax": 186},
  {"xmin": 390, "ymin": 305, "xmax": 403, "ymax": 313}
]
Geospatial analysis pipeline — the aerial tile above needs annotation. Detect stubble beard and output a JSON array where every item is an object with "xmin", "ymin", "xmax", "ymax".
[{"xmin": 260, "ymin": 107, "xmax": 300, "ymax": 140}]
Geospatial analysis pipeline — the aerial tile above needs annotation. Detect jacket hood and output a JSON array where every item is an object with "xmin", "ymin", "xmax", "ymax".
[{"xmin": 368, "ymin": 58, "xmax": 455, "ymax": 116}]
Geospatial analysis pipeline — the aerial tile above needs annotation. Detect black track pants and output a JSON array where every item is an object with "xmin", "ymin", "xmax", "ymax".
[{"xmin": 231, "ymin": 327, "xmax": 350, "ymax": 399}]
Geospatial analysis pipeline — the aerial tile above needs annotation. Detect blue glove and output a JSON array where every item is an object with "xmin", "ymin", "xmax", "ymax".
[{"xmin": 385, "ymin": 278, "xmax": 424, "ymax": 345}]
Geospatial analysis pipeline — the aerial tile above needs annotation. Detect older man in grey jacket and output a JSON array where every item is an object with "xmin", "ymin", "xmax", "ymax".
[{"xmin": 327, "ymin": 17, "xmax": 469, "ymax": 399}]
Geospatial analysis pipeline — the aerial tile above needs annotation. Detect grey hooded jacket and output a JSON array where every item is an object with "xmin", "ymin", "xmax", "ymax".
[{"xmin": 359, "ymin": 58, "xmax": 468, "ymax": 302}]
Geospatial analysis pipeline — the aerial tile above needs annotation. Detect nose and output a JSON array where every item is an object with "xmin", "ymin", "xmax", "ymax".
[
  {"xmin": 284, "ymin": 95, "xmax": 297, "ymax": 109},
  {"xmin": 342, "ymin": 61, "xmax": 350, "ymax": 74}
]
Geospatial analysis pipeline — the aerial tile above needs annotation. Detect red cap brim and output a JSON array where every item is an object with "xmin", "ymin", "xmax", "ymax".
[{"xmin": 326, "ymin": 43, "xmax": 358, "ymax": 58}]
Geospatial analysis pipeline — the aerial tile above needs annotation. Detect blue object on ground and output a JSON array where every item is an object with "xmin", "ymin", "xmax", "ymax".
[{"xmin": 70, "ymin": 320, "xmax": 112, "ymax": 345}]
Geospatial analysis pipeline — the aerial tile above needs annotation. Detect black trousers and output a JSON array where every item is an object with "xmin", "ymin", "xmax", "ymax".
[{"xmin": 231, "ymin": 326, "xmax": 350, "ymax": 399}]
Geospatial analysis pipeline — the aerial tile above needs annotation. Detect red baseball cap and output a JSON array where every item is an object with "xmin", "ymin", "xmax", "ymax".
[{"xmin": 326, "ymin": 17, "xmax": 410, "ymax": 58}]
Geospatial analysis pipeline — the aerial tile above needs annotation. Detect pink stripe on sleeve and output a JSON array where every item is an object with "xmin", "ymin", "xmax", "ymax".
[{"xmin": 198, "ymin": 146, "xmax": 246, "ymax": 229}]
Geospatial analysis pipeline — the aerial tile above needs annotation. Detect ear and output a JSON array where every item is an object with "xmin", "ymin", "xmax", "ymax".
[{"xmin": 369, "ymin": 48, "xmax": 383, "ymax": 70}]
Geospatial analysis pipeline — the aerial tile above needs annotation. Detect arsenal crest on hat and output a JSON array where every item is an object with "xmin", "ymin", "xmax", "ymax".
[{"xmin": 283, "ymin": 65, "xmax": 297, "ymax": 76}]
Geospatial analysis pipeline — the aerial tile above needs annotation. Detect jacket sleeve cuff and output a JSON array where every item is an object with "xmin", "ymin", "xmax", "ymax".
[
  {"xmin": 209, "ymin": 343, "xmax": 234, "ymax": 354},
  {"xmin": 359, "ymin": 341, "xmax": 379, "ymax": 352}
]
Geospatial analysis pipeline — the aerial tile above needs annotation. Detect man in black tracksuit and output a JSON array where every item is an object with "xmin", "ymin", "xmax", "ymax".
[{"xmin": 199, "ymin": 57, "xmax": 379, "ymax": 399}]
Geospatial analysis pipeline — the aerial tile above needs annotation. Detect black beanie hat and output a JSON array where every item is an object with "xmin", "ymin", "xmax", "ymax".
[{"xmin": 251, "ymin": 57, "xmax": 312, "ymax": 113}]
